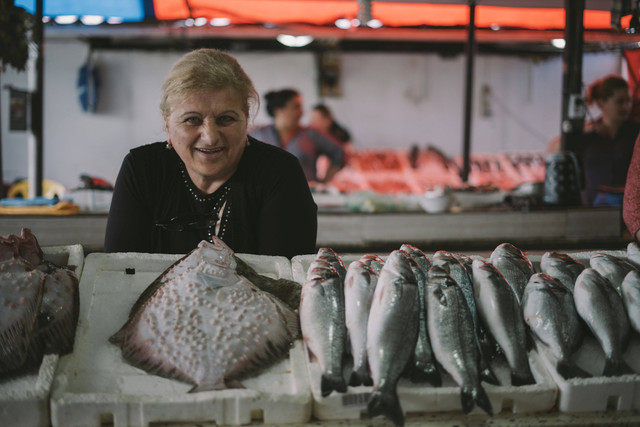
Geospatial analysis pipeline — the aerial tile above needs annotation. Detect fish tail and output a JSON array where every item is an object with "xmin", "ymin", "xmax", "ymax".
[
  {"xmin": 469, "ymin": 383, "xmax": 494, "ymax": 416},
  {"xmin": 320, "ymin": 372, "xmax": 347, "ymax": 397},
  {"xmin": 367, "ymin": 389, "xmax": 405, "ymax": 427},
  {"xmin": 478, "ymin": 353, "xmax": 500, "ymax": 386},
  {"xmin": 348, "ymin": 366, "xmax": 372, "ymax": 387},
  {"xmin": 511, "ymin": 368, "xmax": 536, "ymax": 386},
  {"xmin": 557, "ymin": 361, "xmax": 591, "ymax": 379},
  {"xmin": 603, "ymin": 357, "xmax": 636, "ymax": 377}
]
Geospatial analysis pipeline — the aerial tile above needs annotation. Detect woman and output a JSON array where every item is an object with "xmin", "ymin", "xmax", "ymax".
[
  {"xmin": 250, "ymin": 89, "xmax": 345, "ymax": 183},
  {"xmin": 310, "ymin": 103, "xmax": 352, "ymax": 147},
  {"xmin": 550, "ymin": 74, "xmax": 640, "ymax": 206},
  {"xmin": 624, "ymin": 135, "xmax": 640, "ymax": 241},
  {"xmin": 104, "ymin": 49, "xmax": 317, "ymax": 258}
]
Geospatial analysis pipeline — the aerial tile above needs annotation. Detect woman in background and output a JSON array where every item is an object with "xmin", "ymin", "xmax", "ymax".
[
  {"xmin": 104, "ymin": 49, "xmax": 317, "ymax": 258},
  {"xmin": 251, "ymin": 89, "xmax": 345, "ymax": 183},
  {"xmin": 624, "ymin": 135, "xmax": 640, "ymax": 241}
]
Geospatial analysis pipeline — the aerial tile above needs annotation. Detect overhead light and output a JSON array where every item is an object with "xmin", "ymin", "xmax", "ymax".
[
  {"xmin": 107, "ymin": 17, "xmax": 124, "ymax": 24},
  {"xmin": 351, "ymin": 18, "xmax": 361, "ymax": 27},
  {"xmin": 210, "ymin": 17, "xmax": 231, "ymax": 27},
  {"xmin": 276, "ymin": 34, "xmax": 314, "ymax": 47},
  {"xmin": 194, "ymin": 17, "xmax": 208, "ymax": 27},
  {"xmin": 335, "ymin": 18, "xmax": 351, "ymax": 29},
  {"xmin": 42, "ymin": 16, "xmax": 51, "ymax": 23},
  {"xmin": 367, "ymin": 19, "xmax": 383, "ymax": 29},
  {"xmin": 81, "ymin": 15, "xmax": 105, "ymax": 26},
  {"xmin": 490, "ymin": 23, "xmax": 500, "ymax": 31},
  {"xmin": 184, "ymin": 18, "xmax": 195, "ymax": 27},
  {"xmin": 54, "ymin": 15, "xmax": 78, "ymax": 25},
  {"xmin": 551, "ymin": 38, "xmax": 566, "ymax": 49}
]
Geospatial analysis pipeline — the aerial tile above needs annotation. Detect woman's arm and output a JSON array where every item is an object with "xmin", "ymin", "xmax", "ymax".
[
  {"xmin": 623, "ymin": 134, "xmax": 640, "ymax": 242},
  {"xmin": 309, "ymin": 129, "xmax": 345, "ymax": 182},
  {"xmin": 104, "ymin": 153, "xmax": 153, "ymax": 252}
]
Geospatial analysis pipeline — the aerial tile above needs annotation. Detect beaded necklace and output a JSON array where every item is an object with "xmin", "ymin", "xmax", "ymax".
[{"xmin": 179, "ymin": 162, "xmax": 231, "ymax": 242}]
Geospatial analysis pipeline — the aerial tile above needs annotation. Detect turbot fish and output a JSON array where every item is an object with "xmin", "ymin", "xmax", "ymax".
[
  {"xmin": 539, "ymin": 251, "xmax": 585, "ymax": 292},
  {"xmin": 472, "ymin": 259, "xmax": 535, "ymax": 386},
  {"xmin": 344, "ymin": 254, "xmax": 384, "ymax": 387},
  {"xmin": 367, "ymin": 250, "xmax": 421, "ymax": 427},
  {"xmin": 590, "ymin": 253, "xmax": 636, "ymax": 294},
  {"xmin": 300, "ymin": 248, "xmax": 348, "ymax": 397},
  {"xmin": 399, "ymin": 244, "xmax": 440, "ymax": 386},
  {"xmin": 573, "ymin": 268, "xmax": 634, "ymax": 377},
  {"xmin": 621, "ymin": 270, "xmax": 640, "ymax": 335},
  {"xmin": 489, "ymin": 243, "xmax": 534, "ymax": 304},
  {"xmin": 522, "ymin": 273, "xmax": 588, "ymax": 379},
  {"xmin": 110, "ymin": 238, "xmax": 300, "ymax": 391},
  {"xmin": 433, "ymin": 251, "xmax": 499, "ymax": 386},
  {"xmin": 427, "ymin": 265, "xmax": 493, "ymax": 415}
]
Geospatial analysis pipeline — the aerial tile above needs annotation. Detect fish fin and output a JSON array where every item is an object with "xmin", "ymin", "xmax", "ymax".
[
  {"xmin": 348, "ymin": 366, "xmax": 372, "ymax": 387},
  {"xmin": 188, "ymin": 380, "xmax": 232, "ymax": 393},
  {"xmin": 473, "ymin": 384, "xmax": 494, "ymax": 416},
  {"xmin": 511, "ymin": 369, "xmax": 536, "ymax": 386},
  {"xmin": 602, "ymin": 357, "xmax": 636, "ymax": 377},
  {"xmin": 459, "ymin": 385, "xmax": 475, "ymax": 414},
  {"xmin": 321, "ymin": 372, "xmax": 347, "ymax": 397},
  {"xmin": 557, "ymin": 361, "xmax": 591, "ymax": 379},
  {"xmin": 406, "ymin": 363, "xmax": 441, "ymax": 387},
  {"xmin": 367, "ymin": 389, "xmax": 405, "ymax": 427},
  {"xmin": 478, "ymin": 357, "xmax": 500, "ymax": 386}
]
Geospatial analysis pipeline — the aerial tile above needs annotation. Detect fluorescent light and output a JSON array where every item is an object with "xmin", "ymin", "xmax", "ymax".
[
  {"xmin": 335, "ymin": 18, "xmax": 351, "ymax": 29},
  {"xmin": 81, "ymin": 15, "xmax": 105, "ymax": 26},
  {"xmin": 107, "ymin": 17, "xmax": 124, "ymax": 24},
  {"xmin": 367, "ymin": 19, "xmax": 383, "ymax": 29},
  {"xmin": 54, "ymin": 15, "xmax": 78, "ymax": 25},
  {"xmin": 551, "ymin": 38, "xmax": 566, "ymax": 49},
  {"xmin": 276, "ymin": 34, "xmax": 314, "ymax": 47},
  {"xmin": 194, "ymin": 17, "xmax": 208, "ymax": 27},
  {"xmin": 210, "ymin": 17, "xmax": 231, "ymax": 27},
  {"xmin": 490, "ymin": 23, "xmax": 500, "ymax": 31},
  {"xmin": 184, "ymin": 18, "xmax": 195, "ymax": 27}
]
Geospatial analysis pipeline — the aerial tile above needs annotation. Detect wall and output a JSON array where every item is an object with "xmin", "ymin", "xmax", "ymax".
[{"xmin": 0, "ymin": 38, "xmax": 622, "ymax": 190}]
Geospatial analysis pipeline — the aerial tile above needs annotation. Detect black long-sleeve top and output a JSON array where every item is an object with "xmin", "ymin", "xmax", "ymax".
[{"xmin": 104, "ymin": 138, "xmax": 318, "ymax": 258}]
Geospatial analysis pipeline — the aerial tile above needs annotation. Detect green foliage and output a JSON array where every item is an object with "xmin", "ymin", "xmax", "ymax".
[{"xmin": 0, "ymin": 0, "xmax": 33, "ymax": 71}]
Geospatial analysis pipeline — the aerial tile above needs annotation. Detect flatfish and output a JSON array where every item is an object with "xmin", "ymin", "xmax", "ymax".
[
  {"xmin": 427, "ymin": 265, "xmax": 493, "ymax": 415},
  {"xmin": 621, "ymin": 270, "xmax": 640, "ymax": 335},
  {"xmin": 574, "ymin": 268, "xmax": 634, "ymax": 377},
  {"xmin": 110, "ymin": 238, "xmax": 300, "ymax": 391},
  {"xmin": 472, "ymin": 259, "xmax": 535, "ymax": 386},
  {"xmin": 522, "ymin": 273, "xmax": 588, "ymax": 379},
  {"xmin": 300, "ymin": 248, "xmax": 347, "ymax": 397},
  {"xmin": 367, "ymin": 250, "xmax": 421, "ymax": 427},
  {"xmin": 344, "ymin": 254, "xmax": 384, "ymax": 387},
  {"xmin": 489, "ymin": 243, "xmax": 534, "ymax": 304},
  {"xmin": 540, "ymin": 251, "xmax": 585, "ymax": 292},
  {"xmin": 590, "ymin": 253, "xmax": 637, "ymax": 294}
]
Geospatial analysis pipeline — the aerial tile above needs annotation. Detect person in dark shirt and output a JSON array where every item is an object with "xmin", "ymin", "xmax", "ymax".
[
  {"xmin": 104, "ymin": 49, "xmax": 317, "ymax": 258},
  {"xmin": 310, "ymin": 103, "xmax": 352, "ymax": 147}
]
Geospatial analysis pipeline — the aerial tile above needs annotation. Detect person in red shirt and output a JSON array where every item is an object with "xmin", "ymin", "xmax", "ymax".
[{"xmin": 624, "ymin": 134, "xmax": 640, "ymax": 241}]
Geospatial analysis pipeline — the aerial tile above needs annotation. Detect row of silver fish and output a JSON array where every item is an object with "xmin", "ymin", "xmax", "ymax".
[{"xmin": 0, "ymin": 228, "xmax": 79, "ymax": 376}]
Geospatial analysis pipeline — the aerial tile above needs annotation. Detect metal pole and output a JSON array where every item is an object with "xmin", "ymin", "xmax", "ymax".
[
  {"xmin": 32, "ymin": 0, "xmax": 44, "ymax": 197},
  {"xmin": 461, "ymin": 1, "xmax": 476, "ymax": 183}
]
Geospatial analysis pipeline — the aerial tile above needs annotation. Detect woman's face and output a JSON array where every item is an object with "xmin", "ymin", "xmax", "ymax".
[
  {"xmin": 165, "ymin": 88, "xmax": 248, "ymax": 192},
  {"xmin": 599, "ymin": 87, "xmax": 631, "ymax": 123},
  {"xmin": 310, "ymin": 110, "xmax": 332, "ymax": 132},
  {"xmin": 276, "ymin": 95, "xmax": 303, "ymax": 127}
]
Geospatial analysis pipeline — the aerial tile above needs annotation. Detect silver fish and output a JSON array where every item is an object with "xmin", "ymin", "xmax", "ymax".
[
  {"xmin": 433, "ymin": 251, "xmax": 499, "ymax": 386},
  {"xmin": 308, "ymin": 248, "xmax": 347, "ymax": 283},
  {"xmin": 367, "ymin": 250, "xmax": 421, "ymax": 427},
  {"xmin": 300, "ymin": 249, "xmax": 348, "ymax": 397},
  {"xmin": 590, "ymin": 253, "xmax": 637, "ymax": 294},
  {"xmin": 539, "ymin": 251, "xmax": 585, "ymax": 292},
  {"xmin": 627, "ymin": 241, "xmax": 640, "ymax": 270},
  {"xmin": 344, "ymin": 254, "xmax": 384, "ymax": 387},
  {"xmin": 522, "ymin": 273, "xmax": 588, "ymax": 379},
  {"xmin": 472, "ymin": 259, "xmax": 535, "ymax": 386},
  {"xmin": 427, "ymin": 265, "xmax": 493, "ymax": 415},
  {"xmin": 110, "ymin": 238, "xmax": 300, "ymax": 391},
  {"xmin": 489, "ymin": 243, "xmax": 534, "ymax": 304},
  {"xmin": 399, "ymin": 244, "xmax": 440, "ymax": 386},
  {"xmin": 574, "ymin": 268, "xmax": 634, "ymax": 377},
  {"xmin": 621, "ymin": 270, "xmax": 640, "ymax": 336}
]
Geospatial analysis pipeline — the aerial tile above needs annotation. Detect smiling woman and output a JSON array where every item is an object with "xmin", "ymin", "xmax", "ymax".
[{"xmin": 104, "ymin": 49, "xmax": 318, "ymax": 258}]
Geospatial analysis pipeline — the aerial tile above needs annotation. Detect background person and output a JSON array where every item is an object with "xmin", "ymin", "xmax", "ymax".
[
  {"xmin": 104, "ymin": 49, "xmax": 317, "ymax": 258},
  {"xmin": 624, "ymin": 135, "xmax": 640, "ymax": 242},
  {"xmin": 310, "ymin": 103, "xmax": 352, "ymax": 147},
  {"xmin": 250, "ymin": 89, "xmax": 345, "ymax": 183}
]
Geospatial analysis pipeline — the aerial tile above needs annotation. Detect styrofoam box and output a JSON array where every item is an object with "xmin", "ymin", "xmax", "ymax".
[
  {"xmin": 527, "ymin": 250, "xmax": 640, "ymax": 413},
  {"xmin": 50, "ymin": 252, "xmax": 312, "ymax": 427},
  {"xmin": 291, "ymin": 253, "xmax": 558, "ymax": 421},
  {"xmin": 0, "ymin": 244, "xmax": 85, "ymax": 427}
]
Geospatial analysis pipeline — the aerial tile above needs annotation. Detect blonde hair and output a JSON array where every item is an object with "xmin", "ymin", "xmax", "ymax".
[{"xmin": 160, "ymin": 48, "xmax": 259, "ymax": 120}]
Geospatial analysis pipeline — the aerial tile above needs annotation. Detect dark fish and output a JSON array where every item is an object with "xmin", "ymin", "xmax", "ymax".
[
  {"xmin": 522, "ymin": 273, "xmax": 588, "ymax": 379},
  {"xmin": 233, "ymin": 255, "xmax": 301, "ymax": 310},
  {"xmin": 489, "ymin": 243, "xmax": 534, "ymax": 304},
  {"xmin": 427, "ymin": 265, "xmax": 493, "ymax": 415},
  {"xmin": 367, "ymin": 250, "xmax": 421, "ymax": 427},
  {"xmin": 110, "ymin": 238, "xmax": 300, "ymax": 391},
  {"xmin": 539, "ymin": 251, "xmax": 585, "ymax": 292},
  {"xmin": 300, "ymin": 248, "xmax": 348, "ymax": 397}
]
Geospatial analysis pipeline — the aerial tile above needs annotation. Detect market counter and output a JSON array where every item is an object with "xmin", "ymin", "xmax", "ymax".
[{"xmin": 0, "ymin": 206, "xmax": 628, "ymax": 253}]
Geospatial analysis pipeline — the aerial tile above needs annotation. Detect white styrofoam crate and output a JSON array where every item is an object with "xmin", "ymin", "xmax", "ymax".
[
  {"xmin": 50, "ymin": 252, "xmax": 311, "ymax": 427},
  {"xmin": 0, "ymin": 244, "xmax": 85, "ymax": 427},
  {"xmin": 526, "ymin": 250, "xmax": 640, "ymax": 413},
  {"xmin": 291, "ymin": 253, "xmax": 557, "ymax": 421}
]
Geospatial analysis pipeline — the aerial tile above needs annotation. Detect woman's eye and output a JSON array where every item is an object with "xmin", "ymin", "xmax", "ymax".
[
  {"xmin": 217, "ymin": 115, "xmax": 236, "ymax": 125},
  {"xmin": 185, "ymin": 117, "xmax": 202, "ymax": 125}
]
